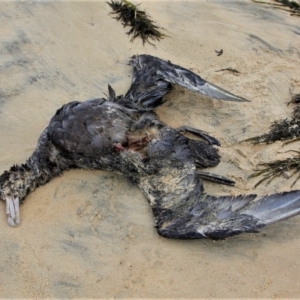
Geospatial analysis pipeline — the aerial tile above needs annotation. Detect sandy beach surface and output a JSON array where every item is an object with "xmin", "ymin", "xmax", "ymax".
[{"xmin": 1, "ymin": 0, "xmax": 300, "ymax": 298}]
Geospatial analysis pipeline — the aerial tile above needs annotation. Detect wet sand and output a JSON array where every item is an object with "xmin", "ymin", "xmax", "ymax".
[{"xmin": 0, "ymin": 1, "xmax": 300, "ymax": 298}]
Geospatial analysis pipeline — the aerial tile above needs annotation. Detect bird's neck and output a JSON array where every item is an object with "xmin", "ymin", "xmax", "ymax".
[{"xmin": 0, "ymin": 156, "xmax": 62, "ymax": 203}]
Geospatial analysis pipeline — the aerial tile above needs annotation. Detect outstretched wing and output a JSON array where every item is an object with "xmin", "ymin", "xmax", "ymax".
[
  {"xmin": 119, "ymin": 54, "xmax": 249, "ymax": 111},
  {"xmin": 156, "ymin": 190, "xmax": 300, "ymax": 239},
  {"xmin": 134, "ymin": 124, "xmax": 300, "ymax": 240}
]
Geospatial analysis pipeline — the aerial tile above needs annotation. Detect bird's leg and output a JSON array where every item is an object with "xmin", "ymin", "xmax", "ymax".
[
  {"xmin": 176, "ymin": 125, "xmax": 220, "ymax": 146},
  {"xmin": 5, "ymin": 196, "xmax": 20, "ymax": 226}
]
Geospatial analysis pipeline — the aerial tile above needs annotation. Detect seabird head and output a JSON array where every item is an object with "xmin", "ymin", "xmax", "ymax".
[
  {"xmin": 0, "ymin": 161, "xmax": 50, "ymax": 227},
  {"xmin": 0, "ymin": 168, "xmax": 23, "ymax": 226}
]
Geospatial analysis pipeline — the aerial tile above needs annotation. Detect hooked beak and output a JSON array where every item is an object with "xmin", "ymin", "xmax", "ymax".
[{"xmin": 6, "ymin": 196, "xmax": 20, "ymax": 226}]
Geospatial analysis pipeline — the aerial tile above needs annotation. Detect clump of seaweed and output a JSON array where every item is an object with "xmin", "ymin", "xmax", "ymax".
[
  {"xmin": 107, "ymin": 0, "xmax": 165, "ymax": 45},
  {"xmin": 250, "ymin": 152, "xmax": 300, "ymax": 187},
  {"xmin": 246, "ymin": 94, "xmax": 300, "ymax": 187},
  {"xmin": 252, "ymin": 0, "xmax": 300, "ymax": 16},
  {"xmin": 244, "ymin": 97, "xmax": 300, "ymax": 144},
  {"xmin": 287, "ymin": 93, "xmax": 300, "ymax": 105}
]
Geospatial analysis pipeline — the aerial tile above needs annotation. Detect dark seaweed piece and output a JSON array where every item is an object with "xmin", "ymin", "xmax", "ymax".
[
  {"xmin": 244, "ymin": 105, "xmax": 300, "ymax": 144},
  {"xmin": 215, "ymin": 67, "xmax": 240, "ymax": 75},
  {"xmin": 252, "ymin": 0, "xmax": 300, "ymax": 16},
  {"xmin": 250, "ymin": 152, "xmax": 300, "ymax": 187},
  {"xmin": 247, "ymin": 93, "xmax": 300, "ymax": 186},
  {"xmin": 277, "ymin": 0, "xmax": 300, "ymax": 9},
  {"xmin": 215, "ymin": 49, "xmax": 223, "ymax": 56},
  {"xmin": 287, "ymin": 93, "xmax": 300, "ymax": 105},
  {"xmin": 107, "ymin": 0, "xmax": 165, "ymax": 45}
]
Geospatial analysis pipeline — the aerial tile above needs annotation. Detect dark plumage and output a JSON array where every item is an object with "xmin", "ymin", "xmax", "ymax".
[{"xmin": 2, "ymin": 54, "xmax": 300, "ymax": 240}]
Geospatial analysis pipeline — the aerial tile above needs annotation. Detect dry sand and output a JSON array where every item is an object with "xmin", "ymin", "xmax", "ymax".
[{"xmin": 0, "ymin": 0, "xmax": 300, "ymax": 298}]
